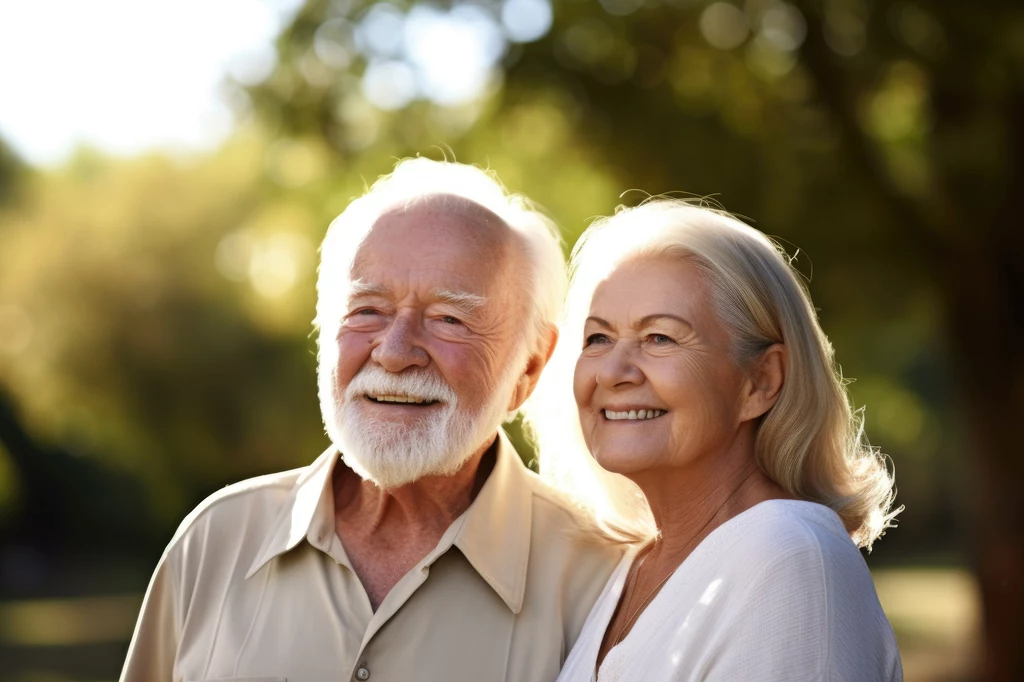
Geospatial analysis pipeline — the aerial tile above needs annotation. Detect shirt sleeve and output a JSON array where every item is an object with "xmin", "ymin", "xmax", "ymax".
[
  {"xmin": 120, "ymin": 546, "xmax": 181, "ymax": 682},
  {"xmin": 700, "ymin": 525, "xmax": 902, "ymax": 682}
]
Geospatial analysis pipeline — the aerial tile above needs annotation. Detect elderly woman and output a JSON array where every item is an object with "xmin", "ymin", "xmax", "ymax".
[{"xmin": 524, "ymin": 199, "xmax": 902, "ymax": 681}]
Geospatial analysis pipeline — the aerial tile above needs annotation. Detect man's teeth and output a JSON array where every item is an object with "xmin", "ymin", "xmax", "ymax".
[
  {"xmin": 368, "ymin": 395, "xmax": 435, "ymax": 404},
  {"xmin": 604, "ymin": 409, "xmax": 666, "ymax": 421}
]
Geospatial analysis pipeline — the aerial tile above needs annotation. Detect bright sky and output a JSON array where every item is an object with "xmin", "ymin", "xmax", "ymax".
[
  {"xmin": 0, "ymin": 0, "xmax": 554, "ymax": 168},
  {"xmin": 0, "ymin": 0, "xmax": 301, "ymax": 166}
]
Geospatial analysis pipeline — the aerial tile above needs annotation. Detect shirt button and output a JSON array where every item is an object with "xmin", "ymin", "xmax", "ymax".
[{"xmin": 355, "ymin": 665, "xmax": 370, "ymax": 680}]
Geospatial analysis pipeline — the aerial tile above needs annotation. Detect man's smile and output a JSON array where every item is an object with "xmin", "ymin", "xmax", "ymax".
[{"xmin": 364, "ymin": 394, "xmax": 441, "ymax": 405}]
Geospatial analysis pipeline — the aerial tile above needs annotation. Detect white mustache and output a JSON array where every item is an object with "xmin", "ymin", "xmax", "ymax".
[{"xmin": 344, "ymin": 365, "xmax": 457, "ymax": 405}]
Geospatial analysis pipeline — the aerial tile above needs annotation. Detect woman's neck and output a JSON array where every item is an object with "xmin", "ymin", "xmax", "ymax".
[{"xmin": 628, "ymin": 437, "xmax": 791, "ymax": 563}]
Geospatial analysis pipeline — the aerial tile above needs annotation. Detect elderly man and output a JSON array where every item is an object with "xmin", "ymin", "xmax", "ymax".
[{"xmin": 121, "ymin": 159, "xmax": 622, "ymax": 682}]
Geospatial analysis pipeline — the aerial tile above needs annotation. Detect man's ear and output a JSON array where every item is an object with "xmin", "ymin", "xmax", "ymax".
[
  {"xmin": 508, "ymin": 325, "xmax": 559, "ymax": 413},
  {"xmin": 738, "ymin": 343, "xmax": 786, "ymax": 423}
]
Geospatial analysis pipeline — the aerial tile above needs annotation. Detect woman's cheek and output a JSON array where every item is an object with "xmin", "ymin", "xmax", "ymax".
[{"xmin": 573, "ymin": 358, "xmax": 596, "ymax": 409}]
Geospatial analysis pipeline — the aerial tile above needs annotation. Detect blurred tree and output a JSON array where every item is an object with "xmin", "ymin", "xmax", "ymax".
[
  {"xmin": 0, "ymin": 385, "xmax": 155, "ymax": 558},
  {"xmin": 0, "ymin": 136, "xmax": 26, "ymax": 204},
  {"xmin": 247, "ymin": 0, "xmax": 1023, "ymax": 677},
  {"xmin": 0, "ymin": 140, "xmax": 336, "ymax": 548}
]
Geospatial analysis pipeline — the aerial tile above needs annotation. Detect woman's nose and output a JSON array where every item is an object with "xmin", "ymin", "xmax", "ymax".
[
  {"xmin": 595, "ymin": 340, "xmax": 644, "ymax": 388},
  {"xmin": 370, "ymin": 313, "xmax": 429, "ymax": 372}
]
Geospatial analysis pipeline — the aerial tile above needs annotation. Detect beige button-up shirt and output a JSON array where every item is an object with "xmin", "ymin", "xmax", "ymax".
[{"xmin": 121, "ymin": 432, "xmax": 622, "ymax": 682}]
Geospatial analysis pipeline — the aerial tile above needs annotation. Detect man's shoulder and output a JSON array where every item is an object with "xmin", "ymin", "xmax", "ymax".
[
  {"xmin": 519, "ymin": 464, "xmax": 593, "ymax": 528},
  {"xmin": 514, "ymin": 466, "xmax": 625, "ymax": 644},
  {"xmin": 522, "ymin": 466, "xmax": 625, "ymax": 561},
  {"xmin": 166, "ymin": 465, "xmax": 307, "ymax": 551}
]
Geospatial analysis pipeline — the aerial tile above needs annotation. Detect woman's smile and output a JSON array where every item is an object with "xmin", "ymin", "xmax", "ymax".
[{"xmin": 602, "ymin": 408, "xmax": 667, "ymax": 421}]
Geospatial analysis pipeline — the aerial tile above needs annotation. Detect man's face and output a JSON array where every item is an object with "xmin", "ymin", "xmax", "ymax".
[{"xmin": 322, "ymin": 199, "xmax": 529, "ymax": 488}]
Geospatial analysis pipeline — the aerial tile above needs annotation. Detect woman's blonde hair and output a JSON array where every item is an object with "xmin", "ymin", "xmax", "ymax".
[{"xmin": 522, "ymin": 199, "xmax": 900, "ymax": 549}]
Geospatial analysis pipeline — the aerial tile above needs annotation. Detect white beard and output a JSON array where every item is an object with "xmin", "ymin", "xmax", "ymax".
[{"xmin": 322, "ymin": 362, "xmax": 521, "ymax": 489}]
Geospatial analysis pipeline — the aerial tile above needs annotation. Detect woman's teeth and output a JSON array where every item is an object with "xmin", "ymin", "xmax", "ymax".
[{"xmin": 604, "ymin": 409, "xmax": 665, "ymax": 421}]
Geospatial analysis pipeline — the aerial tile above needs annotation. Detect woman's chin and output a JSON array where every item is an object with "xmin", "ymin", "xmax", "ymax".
[{"xmin": 591, "ymin": 449, "xmax": 657, "ymax": 476}]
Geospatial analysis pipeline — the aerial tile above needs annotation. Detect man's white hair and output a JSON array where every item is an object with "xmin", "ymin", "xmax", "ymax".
[{"xmin": 315, "ymin": 158, "xmax": 567, "ymax": 464}]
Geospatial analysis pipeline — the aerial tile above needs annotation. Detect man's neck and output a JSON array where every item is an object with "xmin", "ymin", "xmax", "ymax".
[{"xmin": 331, "ymin": 435, "xmax": 498, "ymax": 610}]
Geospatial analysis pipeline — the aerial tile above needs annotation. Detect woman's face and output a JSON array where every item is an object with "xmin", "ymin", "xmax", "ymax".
[{"xmin": 573, "ymin": 256, "xmax": 752, "ymax": 476}]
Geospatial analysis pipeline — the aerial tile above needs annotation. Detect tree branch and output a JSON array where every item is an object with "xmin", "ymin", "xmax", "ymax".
[{"xmin": 791, "ymin": 1, "xmax": 961, "ymax": 265}]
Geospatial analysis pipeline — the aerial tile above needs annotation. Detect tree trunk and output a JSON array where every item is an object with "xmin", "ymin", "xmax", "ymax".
[{"xmin": 943, "ymin": 248, "xmax": 1024, "ymax": 681}]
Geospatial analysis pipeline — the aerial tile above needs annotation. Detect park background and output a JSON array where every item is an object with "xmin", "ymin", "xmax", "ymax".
[{"xmin": 0, "ymin": 0, "xmax": 1021, "ymax": 680}]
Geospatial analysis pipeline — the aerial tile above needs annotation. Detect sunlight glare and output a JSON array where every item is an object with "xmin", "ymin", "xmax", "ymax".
[
  {"xmin": 0, "ymin": 0, "xmax": 301, "ymax": 166},
  {"xmin": 501, "ymin": 0, "xmax": 553, "ymax": 44},
  {"xmin": 404, "ymin": 4, "xmax": 505, "ymax": 107}
]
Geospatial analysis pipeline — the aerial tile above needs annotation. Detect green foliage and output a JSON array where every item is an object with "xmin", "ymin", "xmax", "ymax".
[
  {"xmin": 0, "ymin": 140, "xmax": 332, "ymax": 528},
  {"xmin": 0, "ymin": 136, "xmax": 25, "ymax": 204}
]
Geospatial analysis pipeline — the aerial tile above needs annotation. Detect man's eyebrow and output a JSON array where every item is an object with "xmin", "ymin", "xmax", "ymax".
[
  {"xmin": 348, "ymin": 281, "xmax": 390, "ymax": 300},
  {"xmin": 430, "ymin": 288, "xmax": 488, "ymax": 314}
]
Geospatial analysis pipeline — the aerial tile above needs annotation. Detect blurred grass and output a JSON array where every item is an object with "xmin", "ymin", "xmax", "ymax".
[
  {"xmin": 0, "ymin": 566, "xmax": 979, "ymax": 681},
  {"xmin": 0, "ymin": 594, "xmax": 141, "ymax": 647},
  {"xmin": 874, "ymin": 567, "xmax": 981, "ymax": 681}
]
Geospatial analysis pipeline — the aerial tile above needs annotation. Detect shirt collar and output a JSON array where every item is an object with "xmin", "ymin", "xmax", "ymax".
[
  {"xmin": 246, "ymin": 444, "xmax": 338, "ymax": 580},
  {"xmin": 452, "ymin": 431, "xmax": 533, "ymax": 613},
  {"xmin": 245, "ymin": 431, "xmax": 534, "ymax": 614}
]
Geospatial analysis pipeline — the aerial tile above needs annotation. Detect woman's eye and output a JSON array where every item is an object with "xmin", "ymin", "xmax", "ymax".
[
  {"xmin": 440, "ymin": 315, "xmax": 462, "ymax": 325},
  {"xmin": 648, "ymin": 333, "xmax": 673, "ymax": 344},
  {"xmin": 584, "ymin": 333, "xmax": 610, "ymax": 347}
]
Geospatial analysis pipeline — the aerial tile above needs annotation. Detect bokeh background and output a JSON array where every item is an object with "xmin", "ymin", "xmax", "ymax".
[{"xmin": 1, "ymin": 0, "xmax": 1021, "ymax": 680}]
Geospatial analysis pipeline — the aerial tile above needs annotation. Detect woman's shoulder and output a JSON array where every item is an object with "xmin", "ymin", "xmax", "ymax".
[
  {"xmin": 689, "ymin": 499, "xmax": 881, "ymax": 604},
  {"xmin": 700, "ymin": 500, "xmax": 901, "ymax": 679},
  {"xmin": 708, "ymin": 500, "xmax": 895, "ymax": 641},
  {"xmin": 714, "ymin": 499, "xmax": 861, "ymax": 566}
]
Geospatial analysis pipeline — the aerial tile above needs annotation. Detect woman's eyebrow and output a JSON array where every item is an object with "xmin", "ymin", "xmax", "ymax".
[
  {"xmin": 635, "ymin": 313, "xmax": 693, "ymax": 329},
  {"xmin": 584, "ymin": 316, "xmax": 613, "ymax": 329}
]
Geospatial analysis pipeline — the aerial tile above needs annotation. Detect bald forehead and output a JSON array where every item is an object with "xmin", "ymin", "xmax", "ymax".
[
  {"xmin": 359, "ymin": 194, "xmax": 526, "ymax": 268},
  {"xmin": 347, "ymin": 195, "xmax": 534, "ymax": 318},
  {"xmin": 382, "ymin": 194, "xmax": 510, "ymax": 241},
  {"xmin": 409, "ymin": 193, "xmax": 508, "ymax": 228}
]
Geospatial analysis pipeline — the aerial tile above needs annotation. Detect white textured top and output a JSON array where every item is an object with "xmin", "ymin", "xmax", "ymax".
[{"xmin": 557, "ymin": 500, "xmax": 902, "ymax": 682}]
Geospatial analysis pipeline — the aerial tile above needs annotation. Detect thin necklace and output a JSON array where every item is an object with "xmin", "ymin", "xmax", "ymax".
[
  {"xmin": 609, "ymin": 469, "xmax": 757, "ymax": 648},
  {"xmin": 610, "ymin": 545, "xmax": 670, "ymax": 647}
]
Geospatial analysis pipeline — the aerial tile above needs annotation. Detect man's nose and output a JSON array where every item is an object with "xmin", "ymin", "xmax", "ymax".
[
  {"xmin": 370, "ymin": 312, "xmax": 429, "ymax": 372},
  {"xmin": 595, "ymin": 340, "xmax": 644, "ymax": 388}
]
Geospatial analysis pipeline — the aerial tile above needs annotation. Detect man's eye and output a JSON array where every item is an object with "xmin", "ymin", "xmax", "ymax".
[
  {"xmin": 344, "ymin": 308, "xmax": 382, "ymax": 323},
  {"xmin": 440, "ymin": 315, "xmax": 462, "ymax": 325},
  {"xmin": 584, "ymin": 333, "xmax": 610, "ymax": 347}
]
